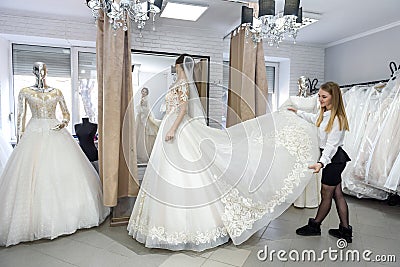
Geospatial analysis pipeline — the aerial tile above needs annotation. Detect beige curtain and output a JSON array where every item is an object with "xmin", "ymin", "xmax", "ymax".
[
  {"xmin": 226, "ymin": 26, "xmax": 268, "ymax": 127},
  {"xmin": 97, "ymin": 10, "xmax": 139, "ymax": 207},
  {"xmin": 193, "ymin": 59, "xmax": 208, "ymax": 113}
]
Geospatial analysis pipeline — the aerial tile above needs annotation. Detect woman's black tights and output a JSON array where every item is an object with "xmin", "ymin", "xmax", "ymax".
[{"xmin": 314, "ymin": 183, "xmax": 349, "ymax": 227}]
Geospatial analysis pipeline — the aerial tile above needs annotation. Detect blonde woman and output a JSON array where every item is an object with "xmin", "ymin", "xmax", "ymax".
[{"xmin": 288, "ymin": 81, "xmax": 352, "ymax": 243}]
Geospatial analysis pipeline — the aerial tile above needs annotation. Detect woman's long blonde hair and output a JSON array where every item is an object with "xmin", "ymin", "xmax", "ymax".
[{"xmin": 316, "ymin": 82, "xmax": 349, "ymax": 132}]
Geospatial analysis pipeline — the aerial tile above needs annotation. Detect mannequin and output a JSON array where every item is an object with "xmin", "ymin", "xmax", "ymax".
[
  {"xmin": 0, "ymin": 62, "xmax": 109, "ymax": 247},
  {"xmin": 32, "ymin": 62, "xmax": 67, "ymax": 129},
  {"xmin": 74, "ymin": 118, "xmax": 98, "ymax": 162},
  {"xmin": 297, "ymin": 76, "xmax": 310, "ymax": 98},
  {"xmin": 18, "ymin": 62, "xmax": 68, "ymax": 142}
]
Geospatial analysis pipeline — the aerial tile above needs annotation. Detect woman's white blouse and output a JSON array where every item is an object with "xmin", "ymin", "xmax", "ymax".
[{"xmin": 297, "ymin": 110, "xmax": 346, "ymax": 167}]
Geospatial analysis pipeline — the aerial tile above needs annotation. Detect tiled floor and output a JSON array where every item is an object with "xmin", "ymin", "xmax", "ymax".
[{"xmin": 1, "ymin": 196, "xmax": 399, "ymax": 267}]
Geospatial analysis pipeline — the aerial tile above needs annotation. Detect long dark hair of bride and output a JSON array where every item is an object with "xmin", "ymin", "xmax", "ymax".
[{"xmin": 175, "ymin": 53, "xmax": 192, "ymax": 65}]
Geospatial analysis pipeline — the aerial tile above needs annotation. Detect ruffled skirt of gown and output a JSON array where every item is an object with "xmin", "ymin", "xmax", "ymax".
[
  {"xmin": 0, "ymin": 118, "xmax": 110, "ymax": 247},
  {"xmin": 127, "ymin": 110, "xmax": 320, "ymax": 251}
]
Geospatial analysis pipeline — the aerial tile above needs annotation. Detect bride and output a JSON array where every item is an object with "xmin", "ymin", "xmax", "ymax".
[{"xmin": 127, "ymin": 54, "xmax": 320, "ymax": 251}]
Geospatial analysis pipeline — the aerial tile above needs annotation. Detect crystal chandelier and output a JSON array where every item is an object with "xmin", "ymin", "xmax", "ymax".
[
  {"xmin": 241, "ymin": 0, "xmax": 317, "ymax": 47},
  {"xmin": 86, "ymin": 0, "xmax": 163, "ymax": 34}
]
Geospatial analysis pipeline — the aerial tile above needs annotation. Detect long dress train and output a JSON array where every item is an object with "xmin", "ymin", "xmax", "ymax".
[
  {"xmin": 281, "ymin": 95, "xmax": 321, "ymax": 208},
  {"xmin": 0, "ymin": 87, "xmax": 109, "ymax": 247},
  {"xmin": 127, "ymin": 79, "xmax": 319, "ymax": 251}
]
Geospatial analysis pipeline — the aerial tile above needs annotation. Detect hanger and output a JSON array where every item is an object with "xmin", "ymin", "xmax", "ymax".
[
  {"xmin": 307, "ymin": 78, "xmax": 319, "ymax": 95},
  {"xmin": 389, "ymin": 61, "xmax": 399, "ymax": 80}
]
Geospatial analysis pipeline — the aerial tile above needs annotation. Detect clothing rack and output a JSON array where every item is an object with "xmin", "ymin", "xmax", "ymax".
[
  {"xmin": 340, "ymin": 79, "xmax": 390, "ymax": 89},
  {"xmin": 340, "ymin": 61, "xmax": 398, "ymax": 88}
]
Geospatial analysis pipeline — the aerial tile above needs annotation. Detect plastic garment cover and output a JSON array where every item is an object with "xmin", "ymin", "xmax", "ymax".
[
  {"xmin": 364, "ymin": 78, "xmax": 400, "ymax": 190},
  {"xmin": 342, "ymin": 73, "xmax": 400, "ymax": 199}
]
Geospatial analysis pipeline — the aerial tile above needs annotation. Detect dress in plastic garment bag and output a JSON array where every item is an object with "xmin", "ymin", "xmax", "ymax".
[
  {"xmin": 127, "ymin": 57, "xmax": 320, "ymax": 251},
  {"xmin": 341, "ymin": 73, "xmax": 400, "ymax": 199}
]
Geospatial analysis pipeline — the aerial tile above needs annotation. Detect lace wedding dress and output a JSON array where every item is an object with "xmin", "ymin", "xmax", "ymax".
[
  {"xmin": 127, "ymin": 58, "xmax": 320, "ymax": 251},
  {"xmin": 136, "ymin": 95, "xmax": 160, "ymax": 163},
  {"xmin": 280, "ymin": 95, "xmax": 321, "ymax": 208},
  {"xmin": 0, "ymin": 87, "xmax": 109, "ymax": 247}
]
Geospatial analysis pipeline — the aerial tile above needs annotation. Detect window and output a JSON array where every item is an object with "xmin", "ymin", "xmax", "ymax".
[
  {"xmin": 77, "ymin": 51, "xmax": 98, "ymax": 123},
  {"xmin": 12, "ymin": 44, "xmax": 72, "ymax": 134},
  {"xmin": 222, "ymin": 60, "xmax": 229, "ymax": 127},
  {"xmin": 266, "ymin": 62, "xmax": 279, "ymax": 111}
]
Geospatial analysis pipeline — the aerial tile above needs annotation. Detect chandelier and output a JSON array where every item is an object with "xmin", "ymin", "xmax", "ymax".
[
  {"xmin": 86, "ymin": 0, "xmax": 163, "ymax": 33},
  {"xmin": 241, "ymin": 0, "xmax": 317, "ymax": 47}
]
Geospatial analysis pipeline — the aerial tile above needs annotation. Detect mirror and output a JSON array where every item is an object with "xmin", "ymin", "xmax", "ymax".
[{"xmin": 131, "ymin": 50, "xmax": 210, "ymax": 165}]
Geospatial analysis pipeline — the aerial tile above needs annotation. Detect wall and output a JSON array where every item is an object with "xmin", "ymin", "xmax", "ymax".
[
  {"xmin": 223, "ymin": 36, "xmax": 325, "ymax": 106},
  {"xmin": 325, "ymin": 25, "xmax": 400, "ymax": 85},
  {"xmin": 0, "ymin": 11, "xmax": 224, "ymax": 128},
  {"xmin": 0, "ymin": 36, "xmax": 10, "ymax": 138}
]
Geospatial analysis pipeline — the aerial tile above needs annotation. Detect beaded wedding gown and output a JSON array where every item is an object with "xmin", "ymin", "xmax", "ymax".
[
  {"xmin": 0, "ymin": 87, "xmax": 109, "ymax": 247},
  {"xmin": 127, "ymin": 58, "xmax": 320, "ymax": 251}
]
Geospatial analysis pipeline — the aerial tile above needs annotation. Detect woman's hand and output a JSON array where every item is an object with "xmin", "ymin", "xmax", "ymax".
[
  {"xmin": 165, "ymin": 128, "xmax": 175, "ymax": 141},
  {"xmin": 308, "ymin": 162, "xmax": 323, "ymax": 173},
  {"xmin": 287, "ymin": 107, "xmax": 298, "ymax": 113}
]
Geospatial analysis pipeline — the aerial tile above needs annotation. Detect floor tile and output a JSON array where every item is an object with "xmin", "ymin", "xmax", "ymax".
[
  {"xmin": 159, "ymin": 253, "xmax": 206, "ymax": 267},
  {"xmin": 68, "ymin": 230, "xmax": 114, "ymax": 249},
  {"xmin": 201, "ymin": 259, "xmax": 236, "ymax": 267},
  {"xmin": 209, "ymin": 247, "xmax": 251, "ymax": 267},
  {"xmin": 30, "ymin": 238, "xmax": 104, "ymax": 266},
  {"xmin": 0, "ymin": 245, "xmax": 76, "ymax": 267}
]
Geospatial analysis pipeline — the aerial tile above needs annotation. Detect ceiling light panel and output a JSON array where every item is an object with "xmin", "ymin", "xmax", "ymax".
[{"xmin": 160, "ymin": 2, "xmax": 208, "ymax": 21}]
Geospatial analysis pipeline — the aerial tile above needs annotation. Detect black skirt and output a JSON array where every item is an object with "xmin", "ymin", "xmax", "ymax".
[{"xmin": 320, "ymin": 146, "xmax": 351, "ymax": 186}]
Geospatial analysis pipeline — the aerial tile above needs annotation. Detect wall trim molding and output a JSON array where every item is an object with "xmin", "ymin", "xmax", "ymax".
[{"xmin": 325, "ymin": 20, "xmax": 400, "ymax": 48}]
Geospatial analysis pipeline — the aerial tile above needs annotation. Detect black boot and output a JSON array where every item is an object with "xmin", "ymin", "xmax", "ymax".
[
  {"xmin": 328, "ymin": 224, "xmax": 353, "ymax": 243},
  {"xmin": 296, "ymin": 218, "xmax": 321, "ymax": 236}
]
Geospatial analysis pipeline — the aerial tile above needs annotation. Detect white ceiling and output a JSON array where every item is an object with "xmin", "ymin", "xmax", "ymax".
[{"xmin": 1, "ymin": 0, "xmax": 400, "ymax": 46}]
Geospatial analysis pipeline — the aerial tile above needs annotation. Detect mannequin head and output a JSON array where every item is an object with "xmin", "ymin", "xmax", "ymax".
[
  {"xmin": 33, "ymin": 62, "xmax": 48, "ymax": 89},
  {"xmin": 297, "ymin": 76, "xmax": 309, "ymax": 97}
]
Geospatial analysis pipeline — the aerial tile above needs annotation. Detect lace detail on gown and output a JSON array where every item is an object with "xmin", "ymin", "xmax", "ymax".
[
  {"xmin": 17, "ymin": 87, "xmax": 70, "ymax": 138},
  {"xmin": 221, "ymin": 112, "xmax": 313, "ymax": 238},
  {"xmin": 129, "ymin": 191, "xmax": 228, "ymax": 246},
  {"xmin": 161, "ymin": 80, "xmax": 190, "ymax": 115}
]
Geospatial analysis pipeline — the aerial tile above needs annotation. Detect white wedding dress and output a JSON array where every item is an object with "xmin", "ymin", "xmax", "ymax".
[
  {"xmin": 0, "ymin": 132, "xmax": 12, "ymax": 176},
  {"xmin": 127, "ymin": 72, "xmax": 320, "ymax": 251},
  {"xmin": 280, "ymin": 95, "xmax": 321, "ymax": 208},
  {"xmin": 0, "ymin": 87, "xmax": 109, "ymax": 247},
  {"xmin": 136, "ymin": 95, "xmax": 160, "ymax": 163}
]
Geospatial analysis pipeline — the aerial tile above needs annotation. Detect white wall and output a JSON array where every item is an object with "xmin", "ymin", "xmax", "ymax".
[
  {"xmin": 223, "ymin": 37, "xmax": 325, "ymax": 105},
  {"xmin": 325, "ymin": 25, "xmax": 400, "ymax": 85},
  {"xmin": 0, "ymin": 11, "xmax": 224, "ymax": 128},
  {"xmin": 0, "ymin": 35, "xmax": 11, "ymax": 139}
]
